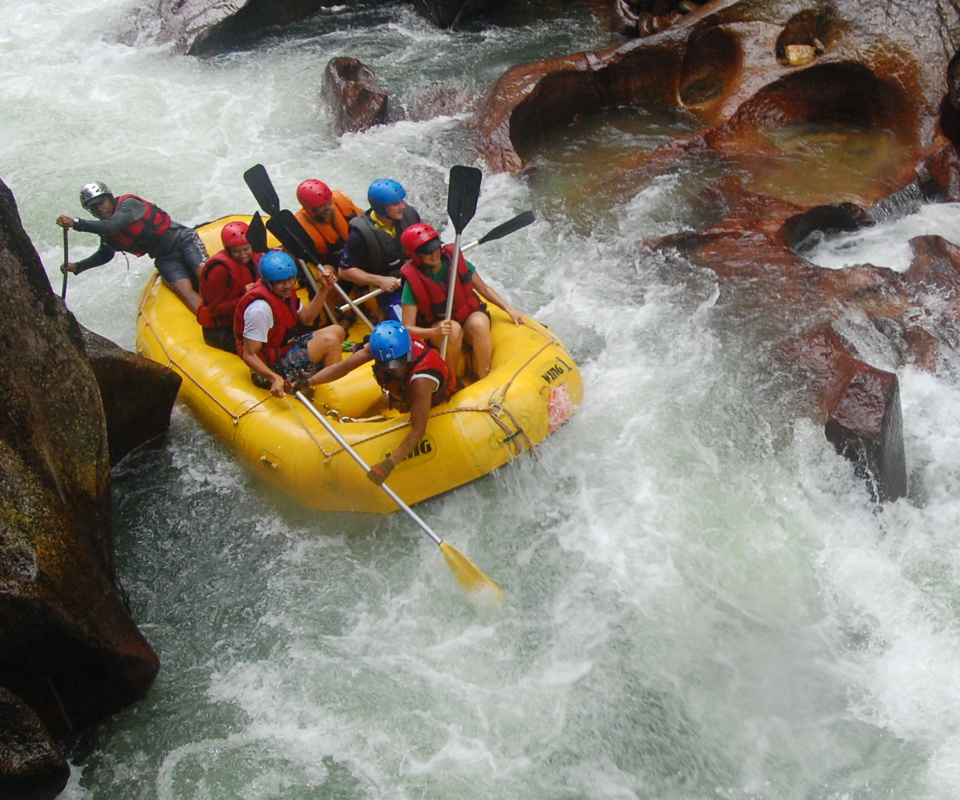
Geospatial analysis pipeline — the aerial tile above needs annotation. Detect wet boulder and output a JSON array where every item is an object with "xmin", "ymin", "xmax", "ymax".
[
  {"xmin": 412, "ymin": 0, "xmax": 506, "ymax": 28},
  {"xmin": 121, "ymin": 0, "xmax": 354, "ymax": 56},
  {"xmin": 323, "ymin": 57, "xmax": 390, "ymax": 135},
  {"xmin": 781, "ymin": 326, "xmax": 907, "ymax": 502},
  {"xmin": 0, "ymin": 179, "xmax": 162, "ymax": 761},
  {"xmin": 0, "ymin": 689, "xmax": 69, "ymax": 800},
  {"xmin": 82, "ymin": 329, "xmax": 181, "ymax": 467}
]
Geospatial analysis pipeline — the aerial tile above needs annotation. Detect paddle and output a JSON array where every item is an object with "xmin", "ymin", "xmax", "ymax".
[
  {"xmin": 247, "ymin": 211, "xmax": 268, "ymax": 253},
  {"xmin": 60, "ymin": 227, "xmax": 69, "ymax": 300},
  {"xmin": 441, "ymin": 165, "xmax": 482, "ymax": 359},
  {"xmin": 294, "ymin": 390, "xmax": 504, "ymax": 602},
  {"xmin": 267, "ymin": 209, "xmax": 375, "ymax": 329},
  {"xmin": 333, "ymin": 209, "xmax": 536, "ymax": 312},
  {"xmin": 243, "ymin": 163, "xmax": 281, "ymax": 216}
]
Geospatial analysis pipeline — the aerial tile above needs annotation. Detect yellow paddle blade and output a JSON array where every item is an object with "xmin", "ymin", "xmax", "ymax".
[{"xmin": 439, "ymin": 542, "xmax": 504, "ymax": 603}]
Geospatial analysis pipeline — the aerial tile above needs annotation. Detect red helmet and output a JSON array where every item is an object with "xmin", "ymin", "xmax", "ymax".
[
  {"xmin": 297, "ymin": 179, "xmax": 333, "ymax": 213},
  {"xmin": 400, "ymin": 223, "xmax": 441, "ymax": 264},
  {"xmin": 221, "ymin": 220, "xmax": 249, "ymax": 248}
]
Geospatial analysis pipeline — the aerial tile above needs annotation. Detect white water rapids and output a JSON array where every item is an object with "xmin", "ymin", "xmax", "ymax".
[{"xmin": 5, "ymin": 1, "xmax": 960, "ymax": 798}]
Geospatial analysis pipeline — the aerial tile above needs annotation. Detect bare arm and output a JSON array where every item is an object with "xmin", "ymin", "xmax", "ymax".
[
  {"xmin": 240, "ymin": 339, "xmax": 287, "ymax": 398},
  {"xmin": 472, "ymin": 272, "xmax": 523, "ymax": 325},
  {"xmin": 297, "ymin": 269, "xmax": 336, "ymax": 326},
  {"xmin": 387, "ymin": 377, "xmax": 433, "ymax": 464},
  {"xmin": 401, "ymin": 303, "xmax": 453, "ymax": 347},
  {"xmin": 305, "ymin": 345, "xmax": 372, "ymax": 387}
]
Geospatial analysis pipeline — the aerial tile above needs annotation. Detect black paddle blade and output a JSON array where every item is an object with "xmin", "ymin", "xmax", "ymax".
[
  {"xmin": 264, "ymin": 209, "xmax": 320, "ymax": 299},
  {"xmin": 247, "ymin": 211, "xmax": 268, "ymax": 253},
  {"xmin": 447, "ymin": 165, "xmax": 482, "ymax": 234},
  {"xmin": 243, "ymin": 164, "xmax": 281, "ymax": 216},
  {"xmin": 265, "ymin": 209, "xmax": 320, "ymax": 265},
  {"xmin": 477, "ymin": 210, "xmax": 535, "ymax": 245}
]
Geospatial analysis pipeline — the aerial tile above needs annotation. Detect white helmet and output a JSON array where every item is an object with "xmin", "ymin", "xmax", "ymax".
[{"xmin": 79, "ymin": 181, "xmax": 112, "ymax": 210}]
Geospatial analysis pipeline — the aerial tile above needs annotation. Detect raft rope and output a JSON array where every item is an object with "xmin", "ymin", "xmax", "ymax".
[
  {"xmin": 138, "ymin": 312, "xmax": 273, "ymax": 423},
  {"xmin": 140, "ymin": 300, "xmax": 564, "ymax": 463},
  {"xmin": 287, "ymin": 322, "xmax": 563, "ymax": 462}
]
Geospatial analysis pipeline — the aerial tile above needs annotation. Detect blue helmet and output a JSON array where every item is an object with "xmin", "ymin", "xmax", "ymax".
[
  {"xmin": 259, "ymin": 250, "xmax": 298, "ymax": 282},
  {"xmin": 367, "ymin": 178, "xmax": 406, "ymax": 213},
  {"xmin": 369, "ymin": 320, "xmax": 411, "ymax": 368}
]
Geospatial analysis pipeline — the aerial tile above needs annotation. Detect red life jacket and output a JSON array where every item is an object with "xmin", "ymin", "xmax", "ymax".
[
  {"xmin": 103, "ymin": 194, "xmax": 172, "ymax": 256},
  {"xmin": 399, "ymin": 244, "xmax": 480, "ymax": 326},
  {"xmin": 197, "ymin": 250, "xmax": 260, "ymax": 328},
  {"xmin": 372, "ymin": 336, "xmax": 455, "ymax": 405},
  {"xmin": 233, "ymin": 280, "xmax": 300, "ymax": 363}
]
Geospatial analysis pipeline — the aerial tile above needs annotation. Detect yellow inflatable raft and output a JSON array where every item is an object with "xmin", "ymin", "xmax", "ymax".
[{"xmin": 135, "ymin": 215, "xmax": 583, "ymax": 513}]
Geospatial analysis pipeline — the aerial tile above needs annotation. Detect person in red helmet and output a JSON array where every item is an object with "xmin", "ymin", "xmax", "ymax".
[
  {"xmin": 196, "ymin": 220, "xmax": 262, "ymax": 352},
  {"xmin": 293, "ymin": 179, "xmax": 363, "ymax": 267},
  {"xmin": 399, "ymin": 222, "xmax": 523, "ymax": 379}
]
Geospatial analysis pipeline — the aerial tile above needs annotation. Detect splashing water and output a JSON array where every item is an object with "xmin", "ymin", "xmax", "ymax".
[{"xmin": 5, "ymin": 1, "xmax": 960, "ymax": 799}]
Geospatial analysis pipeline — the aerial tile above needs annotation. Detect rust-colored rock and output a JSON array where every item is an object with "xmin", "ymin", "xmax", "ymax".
[
  {"xmin": 0, "ymin": 179, "xmax": 160, "ymax": 752},
  {"xmin": 323, "ymin": 57, "xmax": 390, "ymax": 135},
  {"xmin": 825, "ymin": 365, "xmax": 907, "ymax": 502},
  {"xmin": 778, "ymin": 326, "xmax": 906, "ymax": 502},
  {"xmin": 0, "ymin": 688, "xmax": 69, "ymax": 800}
]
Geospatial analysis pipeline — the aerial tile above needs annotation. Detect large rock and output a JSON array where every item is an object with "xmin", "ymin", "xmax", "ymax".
[
  {"xmin": 323, "ymin": 57, "xmax": 390, "ymax": 135},
  {"xmin": 0, "ymin": 180, "xmax": 167, "ymax": 794},
  {"xmin": 476, "ymin": 0, "xmax": 960, "ymax": 196},
  {"xmin": 0, "ymin": 689, "xmax": 69, "ymax": 800},
  {"xmin": 120, "ymin": 0, "xmax": 349, "ymax": 56},
  {"xmin": 82, "ymin": 329, "xmax": 181, "ymax": 467}
]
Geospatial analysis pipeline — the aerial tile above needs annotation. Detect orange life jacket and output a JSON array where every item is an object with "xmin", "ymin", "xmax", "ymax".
[{"xmin": 294, "ymin": 192, "xmax": 360, "ymax": 263}]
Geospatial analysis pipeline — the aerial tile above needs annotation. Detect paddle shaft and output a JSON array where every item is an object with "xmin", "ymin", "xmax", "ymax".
[
  {"xmin": 441, "ymin": 166, "xmax": 483, "ymax": 360},
  {"xmin": 267, "ymin": 209, "xmax": 375, "ymax": 329},
  {"xmin": 294, "ymin": 391, "xmax": 442, "ymax": 545},
  {"xmin": 60, "ymin": 227, "xmax": 69, "ymax": 300},
  {"xmin": 335, "ymin": 229, "xmax": 511, "ymax": 313}
]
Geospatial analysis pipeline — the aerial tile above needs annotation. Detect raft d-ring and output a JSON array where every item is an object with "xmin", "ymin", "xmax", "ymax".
[{"xmin": 259, "ymin": 452, "xmax": 281, "ymax": 470}]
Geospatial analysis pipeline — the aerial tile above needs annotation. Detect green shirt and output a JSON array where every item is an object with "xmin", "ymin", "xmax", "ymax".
[{"xmin": 401, "ymin": 255, "xmax": 476, "ymax": 307}]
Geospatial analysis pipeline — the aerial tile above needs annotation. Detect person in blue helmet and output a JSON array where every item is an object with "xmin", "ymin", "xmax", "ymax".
[
  {"xmin": 338, "ymin": 178, "xmax": 421, "ymax": 323},
  {"xmin": 233, "ymin": 249, "xmax": 345, "ymax": 398},
  {"xmin": 298, "ymin": 320, "xmax": 454, "ymax": 485}
]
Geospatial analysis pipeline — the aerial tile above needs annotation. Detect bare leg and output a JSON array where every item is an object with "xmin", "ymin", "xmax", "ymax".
[
  {"xmin": 307, "ymin": 325, "xmax": 346, "ymax": 367},
  {"xmin": 463, "ymin": 312, "xmax": 493, "ymax": 377},
  {"xmin": 170, "ymin": 278, "xmax": 202, "ymax": 316},
  {"xmin": 442, "ymin": 321, "xmax": 464, "ymax": 374}
]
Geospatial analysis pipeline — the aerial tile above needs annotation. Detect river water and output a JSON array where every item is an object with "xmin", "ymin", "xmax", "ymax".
[{"xmin": 6, "ymin": 1, "xmax": 960, "ymax": 798}]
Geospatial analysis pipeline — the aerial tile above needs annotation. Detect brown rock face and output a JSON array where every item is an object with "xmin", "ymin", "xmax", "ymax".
[
  {"xmin": 470, "ymin": 0, "xmax": 960, "ymax": 500},
  {"xmin": 412, "ymin": 0, "xmax": 506, "ymax": 28},
  {"xmin": 0, "ymin": 179, "xmax": 165, "ymax": 779},
  {"xmin": 323, "ymin": 57, "xmax": 390, "ymax": 135}
]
